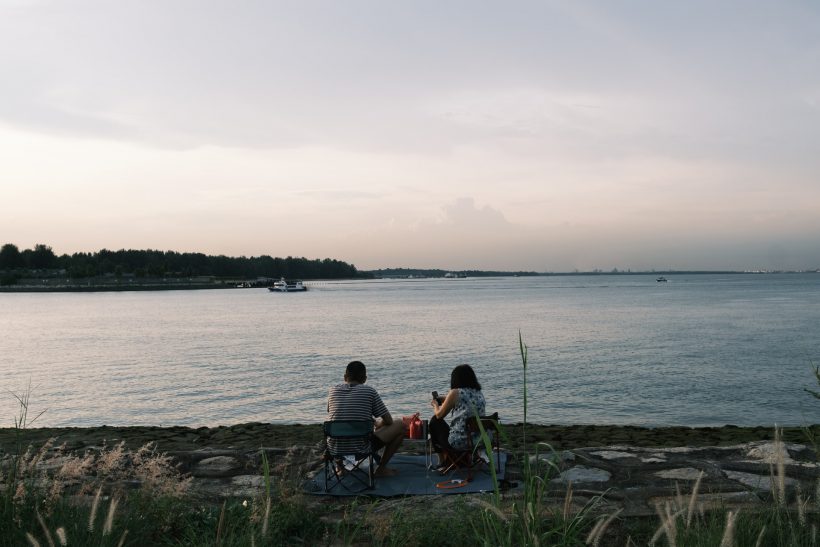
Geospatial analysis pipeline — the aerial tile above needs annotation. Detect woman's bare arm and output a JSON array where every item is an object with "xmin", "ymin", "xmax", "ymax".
[{"xmin": 432, "ymin": 389, "xmax": 459, "ymax": 419}]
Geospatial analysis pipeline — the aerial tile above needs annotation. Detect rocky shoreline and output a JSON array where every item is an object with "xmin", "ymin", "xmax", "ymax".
[
  {"xmin": 2, "ymin": 422, "xmax": 816, "ymax": 454},
  {"xmin": 2, "ymin": 422, "xmax": 818, "ymax": 520}
]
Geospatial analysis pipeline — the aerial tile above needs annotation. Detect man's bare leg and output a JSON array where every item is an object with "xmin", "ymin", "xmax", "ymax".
[{"xmin": 373, "ymin": 420, "xmax": 403, "ymax": 476}]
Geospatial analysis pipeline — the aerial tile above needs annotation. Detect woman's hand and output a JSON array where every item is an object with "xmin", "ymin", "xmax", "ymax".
[{"xmin": 433, "ymin": 389, "xmax": 459, "ymax": 419}]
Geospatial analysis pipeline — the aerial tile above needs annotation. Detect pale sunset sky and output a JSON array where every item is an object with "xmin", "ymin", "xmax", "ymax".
[{"xmin": 1, "ymin": 1, "xmax": 819, "ymax": 271}]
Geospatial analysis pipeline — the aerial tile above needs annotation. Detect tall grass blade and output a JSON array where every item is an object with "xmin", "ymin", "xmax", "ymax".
[
  {"xmin": 775, "ymin": 426, "xmax": 786, "ymax": 507},
  {"xmin": 471, "ymin": 405, "xmax": 501, "ymax": 505},
  {"xmin": 796, "ymin": 484, "xmax": 806, "ymax": 527},
  {"xmin": 563, "ymin": 480, "xmax": 574, "ymax": 520},
  {"xmin": 519, "ymin": 330, "xmax": 528, "ymax": 447},
  {"xmin": 36, "ymin": 510, "xmax": 55, "ymax": 547},
  {"xmin": 753, "ymin": 525, "xmax": 767, "ymax": 547},
  {"xmin": 88, "ymin": 486, "xmax": 102, "ymax": 532},
  {"xmin": 103, "ymin": 496, "xmax": 119, "ymax": 536},
  {"xmin": 261, "ymin": 449, "xmax": 272, "ymax": 500},
  {"xmin": 804, "ymin": 362, "xmax": 820, "ymax": 399},
  {"xmin": 686, "ymin": 471, "xmax": 704, "ymax": 528},
  {"xmin": 586, "ymin": 509, "xmax": 622, "ymax": 547},
  {"xmin": 55, "ymin": 528, "xmax": 67, "ymax": 547},
  {"xmin": 262, "ymin": 496, "xmax": 271, "ymax": 538},
  {"xmin": 719, "ymin": 510, "xmax": 738, "ymax": 547},
  {"xmin": 215, "ymin": 500, "xmax": 226, "ymax": 545}
]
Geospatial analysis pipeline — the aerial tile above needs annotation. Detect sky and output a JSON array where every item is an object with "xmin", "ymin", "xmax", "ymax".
[{"xmin": 1, "ymin": 1, "xmax": 819, "ymax": 272}]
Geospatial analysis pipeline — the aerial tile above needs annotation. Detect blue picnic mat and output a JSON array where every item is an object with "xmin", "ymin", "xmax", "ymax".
[{"xmin": 304, "ymin": 452, "xmax": 507, "ymax": 496}]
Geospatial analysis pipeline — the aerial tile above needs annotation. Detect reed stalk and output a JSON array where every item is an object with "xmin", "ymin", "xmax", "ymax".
[
  {"xmin": 102, "ymin": 496, "xmax": 119, "ymax": 536},
  {"xmin": 686, "ymin": 471, "xmax": 704, "ymax": 528},
  {"xmin": 35, "ymin": 510, "xmax": 54, "ymax": 547},
  {"xmin": 261, "ymin": 449, "xmax": 272, "ymax": 500},
  {"xmin": 54, "ymin": 528, "xmax": 66, "ymax": 547},
  {"xmin": 215, "ymin": 500, "xmax": 226, "ymax": 545},
  {"xmin": 519, "ymin": 330, "xmax": 528, "ymax": 448},
  {"xmin": 718, "ymin": 510, "xmax": 738, "ymax": 547},
  {"xmin": 804, "ymin": 362, "xmax": 820, "ymax": 399},
  {"xmin": 88, "ymin": 487, "xmax": 102, "ymax": 532}
]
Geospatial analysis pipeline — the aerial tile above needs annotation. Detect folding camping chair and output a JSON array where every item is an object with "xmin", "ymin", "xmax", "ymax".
[
  {"xmin": 323, "ymin": 420, "xmax": 378, "ymax": 492},
  {"xmin": 466, "ymin": 412, "xmax": 502, "ymax": 474},
  {"xmin": 439, "ymin": 412, "xmax": 502, "ymax": 481}
]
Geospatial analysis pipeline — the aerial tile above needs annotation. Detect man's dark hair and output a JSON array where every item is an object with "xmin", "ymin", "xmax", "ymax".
[
  {"xmin": 450, "ymin": 363, "xmax": 481, "ymax": 390},
  {"xmin": 345, "ymin": 360, "xmax": 367, "ymax": 383}
]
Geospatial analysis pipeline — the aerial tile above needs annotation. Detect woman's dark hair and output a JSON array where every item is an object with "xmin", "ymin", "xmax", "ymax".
[{"xmin": 450, "ymin": 364, "xmax": 481, "ymax": 390}]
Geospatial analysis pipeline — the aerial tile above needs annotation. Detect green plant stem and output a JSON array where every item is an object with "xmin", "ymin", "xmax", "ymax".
[{"xmin": 519, "ymin": 331, "xmax": 528, "ymax": 449}]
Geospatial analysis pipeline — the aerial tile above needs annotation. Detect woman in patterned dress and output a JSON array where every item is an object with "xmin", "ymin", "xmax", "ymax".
[{"xmin": 429, "ymin": 364, "xmax": 486, "ymax": 471}]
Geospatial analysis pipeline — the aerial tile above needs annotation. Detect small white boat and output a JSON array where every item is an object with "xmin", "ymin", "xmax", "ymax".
[
  {"xmin": 268, "ymin": 278, "xmax": 307, "ymax": 292},
  {"xmin": 656, "ymin": 276, "xmax": 668, "ymax": 282}
]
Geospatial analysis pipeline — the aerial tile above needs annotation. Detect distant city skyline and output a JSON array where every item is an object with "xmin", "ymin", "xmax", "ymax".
[{"xmin": 1, "ymin": 1, "xmax": 819, "ymax": 271}]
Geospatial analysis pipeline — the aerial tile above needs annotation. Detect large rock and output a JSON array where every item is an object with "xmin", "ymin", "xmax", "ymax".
[
  {"xmin": 724, "ymin": 470, "xmax": 797, "ymax": 491},
  {"xmin": 655, "ymin": 467, "xmax": 703, "ymax": 480},
  {"xmin": 745, "ymin": 441, "xmax": 798, "ymax": 464},
  {"xmin": 554, "ymin": 466, "xmax": 611, "ymax": 484},
  {"xmin": 191, "ymin": 475, "xmax": 267, "ymax": 500},
  {"xmin": 192, "ymin": 455, "xmax": 243, "ymax": 478}
]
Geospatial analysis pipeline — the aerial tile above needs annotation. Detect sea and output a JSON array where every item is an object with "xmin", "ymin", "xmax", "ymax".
[{"xmin": 1, "ymin": 274, "xmax": 819, "ymax": 428}]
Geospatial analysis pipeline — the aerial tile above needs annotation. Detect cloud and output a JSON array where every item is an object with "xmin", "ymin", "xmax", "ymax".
[
  {"xmin": 295, "ymin": 190, "xmax": 383, "ymax": 201},
  {"xmin": 439, "ymin": 197, "xmax": 512, "ymax": 231},
  {"xmin": 1, "ymin": 2, "xmax": 819, "ymax": 272}
]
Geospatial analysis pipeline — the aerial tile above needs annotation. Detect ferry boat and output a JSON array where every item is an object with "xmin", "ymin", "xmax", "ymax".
[{"xmin": 268, "ymin": 278, "xmax": 307, "ymax": 292}]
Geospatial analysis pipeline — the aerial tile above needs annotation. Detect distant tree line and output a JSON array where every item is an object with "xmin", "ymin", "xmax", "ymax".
[{"xmin": 0, "ymin": 243, "xmax": 366, "ymax": 282}]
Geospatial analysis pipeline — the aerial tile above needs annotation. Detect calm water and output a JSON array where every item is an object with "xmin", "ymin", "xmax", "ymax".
[{"xmin": 1, "ymin": 274, "xmax": 819, "ymax": 428}]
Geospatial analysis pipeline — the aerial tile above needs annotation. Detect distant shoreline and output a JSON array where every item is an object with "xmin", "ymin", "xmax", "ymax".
[
  {"xmin": 1, "ymin": 270, "xmax": 817, "ymax": 293},
  {"xmin": 0, "ymin": 283, "xmax": 235, "ymax": 293}
]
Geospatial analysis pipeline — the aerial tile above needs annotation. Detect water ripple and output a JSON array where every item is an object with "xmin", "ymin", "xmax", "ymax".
[{"xmin": 2, "ymin": 275, "xmax": 819, "ymax": 427}]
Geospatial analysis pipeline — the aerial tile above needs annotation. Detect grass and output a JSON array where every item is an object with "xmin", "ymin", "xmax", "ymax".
[
  {"xmin": 467, "ymin": 334, "xmax": 611, "ymax": 546},
  {"xmin": 3, "ymin": 346, "xmax": 820, "ymax": 546}
]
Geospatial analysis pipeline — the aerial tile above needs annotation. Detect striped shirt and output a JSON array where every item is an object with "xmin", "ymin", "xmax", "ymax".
[{"xmin": 326, "ymin": 383, "xmax": 389, "ymax": 455}]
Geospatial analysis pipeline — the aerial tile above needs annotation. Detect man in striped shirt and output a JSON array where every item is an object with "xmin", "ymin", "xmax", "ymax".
[{"xmin": 327, "ymin": 360, "xmax": 403, "ymax": 477}]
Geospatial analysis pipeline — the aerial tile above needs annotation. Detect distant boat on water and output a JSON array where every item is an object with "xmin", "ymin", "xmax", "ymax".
[
  {"xmin": 656, "ymin": 276, "xmax": 668, "ymax": 282},
  {"xmin": 268, "ymin": 278, "xmax": 307, "ymax": 292}
]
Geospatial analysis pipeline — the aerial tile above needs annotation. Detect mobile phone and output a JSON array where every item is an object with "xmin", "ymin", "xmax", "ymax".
[{"xmin": 431, "ymin": 391, "xmax": 439, "ymax": 400}]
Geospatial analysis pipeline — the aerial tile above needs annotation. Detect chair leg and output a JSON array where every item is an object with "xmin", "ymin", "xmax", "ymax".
[
  {"xmin": 324, "ymin": 458, "xmax": 335, "ymax": 491},
  {"xmin": 325, "ymin": 457, "xmax": 345, "ymax": 491},
  {"xmin": 439, "ymin": 450, "xmax": 473, "ymax": 480},
  {"xmin": 325, "ymin": 454, "xmax": 376, "ymax": 493}
]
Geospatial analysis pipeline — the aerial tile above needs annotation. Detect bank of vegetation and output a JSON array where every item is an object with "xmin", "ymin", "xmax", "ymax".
[{"xmin": 0, "ymin": 243, "xmax": 367, "ymax": 287}]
